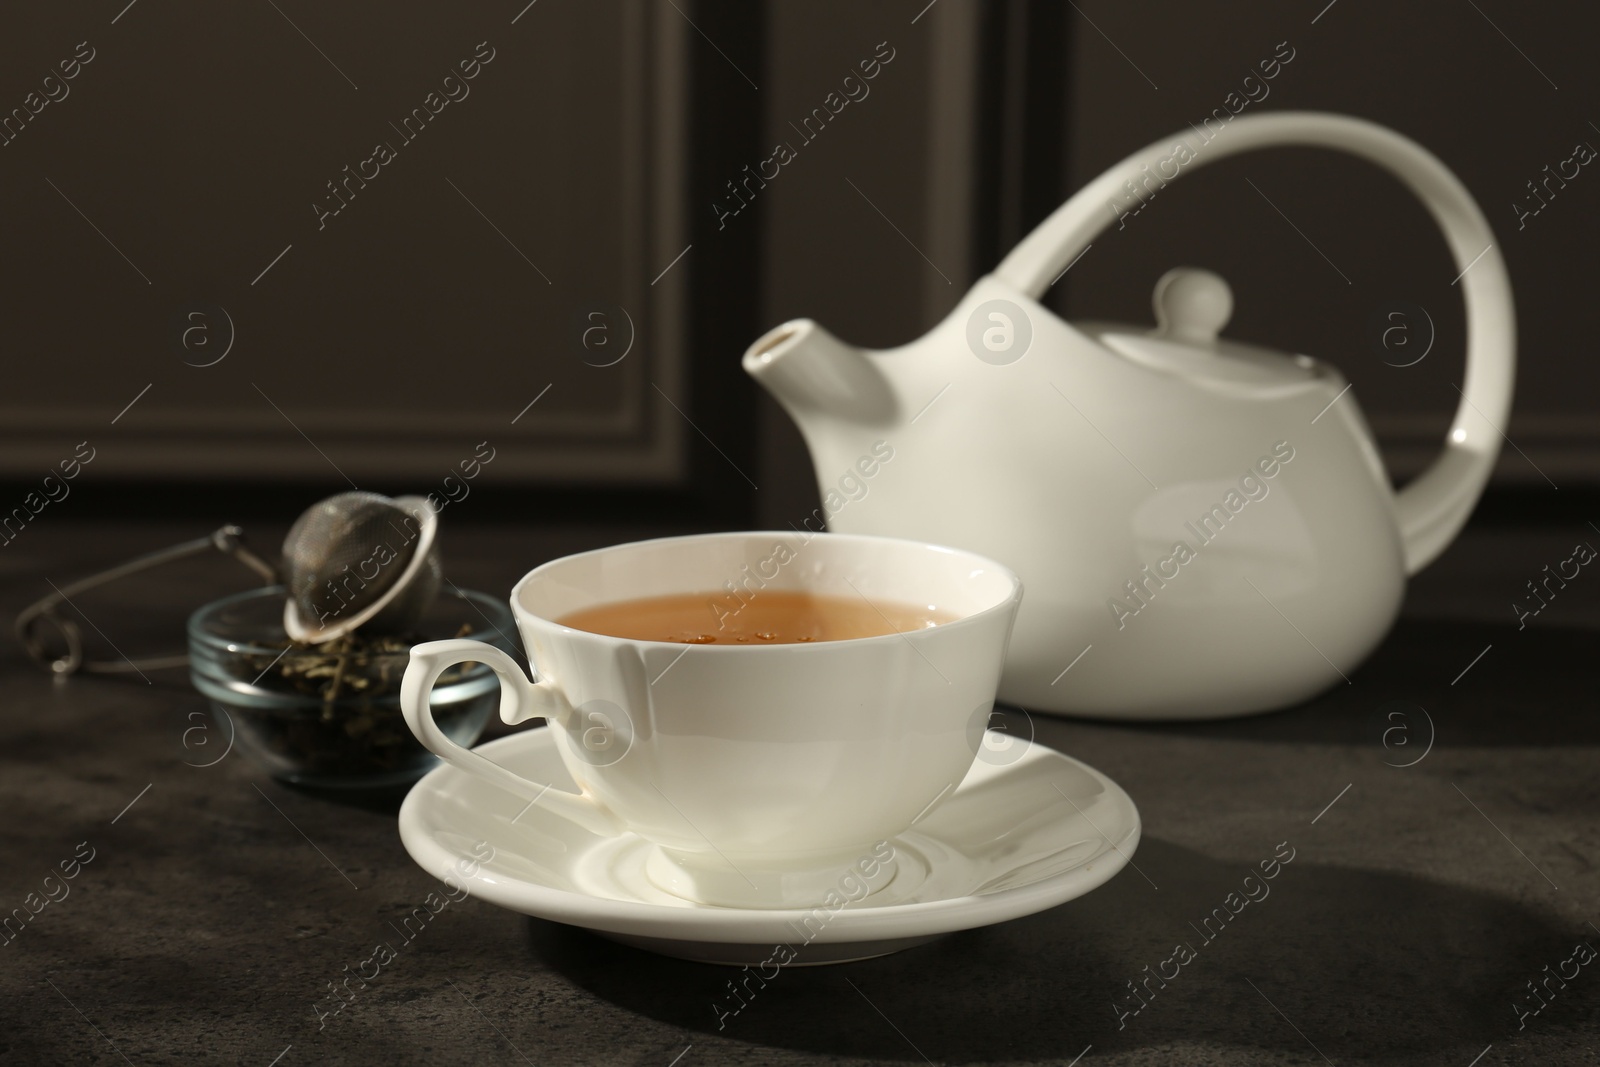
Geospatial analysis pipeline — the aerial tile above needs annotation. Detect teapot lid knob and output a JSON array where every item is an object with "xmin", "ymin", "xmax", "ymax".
[{"xmin": 1153, "ymin": 267, "xmax": 1232, "ymax": 346}]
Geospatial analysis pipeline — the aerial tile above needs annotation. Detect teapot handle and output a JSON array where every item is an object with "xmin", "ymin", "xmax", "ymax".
[{"xmin": 994, "ymin": 112, "xmax": 1514, "ymax": 575}]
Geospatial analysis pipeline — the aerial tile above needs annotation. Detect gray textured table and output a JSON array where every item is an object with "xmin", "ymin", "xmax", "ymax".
[{"xmin": 2, "ymin": 517, "xmax": 1596, "ymax": 1065}]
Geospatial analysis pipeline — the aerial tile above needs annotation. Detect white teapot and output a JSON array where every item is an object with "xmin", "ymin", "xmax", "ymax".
[{"xmin": 745, "ymin": 112, "xmax": 1514, "ymax": 719}]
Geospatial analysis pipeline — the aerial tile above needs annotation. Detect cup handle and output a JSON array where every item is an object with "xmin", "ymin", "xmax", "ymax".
[{"xmin": 401, "ymin": 639, "xmax": 623, "ymax": 837}]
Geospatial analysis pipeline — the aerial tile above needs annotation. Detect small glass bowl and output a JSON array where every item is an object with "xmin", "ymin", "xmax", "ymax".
[{"xmin": 188, "ymin": 585, "xmax": 514, "ymax": 788}]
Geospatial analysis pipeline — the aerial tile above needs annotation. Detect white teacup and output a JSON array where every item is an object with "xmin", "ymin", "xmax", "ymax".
[{"xmin": 400, "ymin": 531, "xmax": 1022, "ymax": 908}]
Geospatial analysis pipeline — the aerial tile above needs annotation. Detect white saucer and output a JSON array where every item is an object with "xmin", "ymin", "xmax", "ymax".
[{"xmin": 398, "ymin": 728, "xmax": 1141, "ymax": 965}]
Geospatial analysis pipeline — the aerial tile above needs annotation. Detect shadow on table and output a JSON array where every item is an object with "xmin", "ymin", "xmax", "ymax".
[
  {"xmin": 279, "ymin": 779, "xmax": 415, "ymax": 814},
  {"xmin": 1044, "ymin": 619, "xmax": 1600, "ymax": 749},
  {"xmin": 526, "ymin": 836, "xmax": 1586, "ymax": 1065}
]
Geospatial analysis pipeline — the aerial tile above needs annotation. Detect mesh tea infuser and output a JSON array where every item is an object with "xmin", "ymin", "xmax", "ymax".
[{"xmin": 280, "ymin": 492, "xmax": 441, "ymax": 643}]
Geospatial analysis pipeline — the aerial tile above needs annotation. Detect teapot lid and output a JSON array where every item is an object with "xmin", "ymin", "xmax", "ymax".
[{"xmin": 1083, "ymin": 267, "xmax": 1323, "ymax": 392}]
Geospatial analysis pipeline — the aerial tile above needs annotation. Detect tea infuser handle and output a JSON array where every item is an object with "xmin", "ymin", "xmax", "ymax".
[
  {"xmin": 401, "ymin": 639, "xmax": 623, "ymax": 837},
  {"xmin": 995, "ymin": 111, "xmax": 1515, "ymax": 574},
  {"xmin": 15, "ymin": 524, "xmax": 278, "ymax": 675}
]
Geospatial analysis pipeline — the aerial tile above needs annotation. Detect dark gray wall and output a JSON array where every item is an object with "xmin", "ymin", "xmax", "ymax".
[{"xmin": 0, "ymin": 2, "xmax": 694, "ymax": 488}]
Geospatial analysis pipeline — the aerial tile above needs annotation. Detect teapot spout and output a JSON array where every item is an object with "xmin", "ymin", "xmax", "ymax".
[{"xmin": 743, "ymin": 319, "xmax": 896, "ymax": 423}]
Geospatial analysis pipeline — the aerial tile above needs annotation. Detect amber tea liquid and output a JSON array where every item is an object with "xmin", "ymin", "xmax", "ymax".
[{"xmin": 557, "ymin": 590, "xmax": 956, "ymax": 645}]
